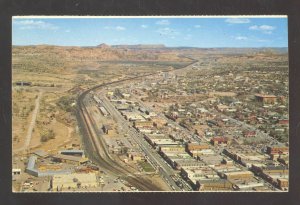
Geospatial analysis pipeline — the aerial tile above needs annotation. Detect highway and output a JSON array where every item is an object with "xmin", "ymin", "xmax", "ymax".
[
  {"xmin": 76, "ymin": 59, "xmax": 199, "ymax": 191},
  {"xmin": 100, "ymin": 94, "xmax": 189, "ymax": 191},
  {"xmin": 77, "ymin": 87, "xmax": 162, "ymax": 191},
  {"xmin": 76, "ymin": 57, "xmax": 280, "ymax": 191}
]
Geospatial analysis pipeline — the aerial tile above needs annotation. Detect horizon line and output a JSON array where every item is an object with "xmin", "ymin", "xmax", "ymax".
[{"xmin": 12, "ymin": 44, "xmax": 288, "ymax": 49}]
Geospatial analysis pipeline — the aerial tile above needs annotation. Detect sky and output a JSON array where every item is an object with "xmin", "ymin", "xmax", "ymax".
[{"xmin": 12, "ymin": 16, "xmax": 288, "ymax": 48}]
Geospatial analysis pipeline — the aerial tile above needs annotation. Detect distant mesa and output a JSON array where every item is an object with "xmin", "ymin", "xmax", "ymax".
[
  {"xmin": 112, "ymin": 44, "xmax": 166, "ymax": 49},
  {"xmin": 96, "ymin": 43, "xmax": 111, "ymax": 48}
]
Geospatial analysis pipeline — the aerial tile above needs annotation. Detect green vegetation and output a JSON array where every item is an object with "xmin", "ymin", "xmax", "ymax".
[
  {"xmin": 57, "ymin": 95, "xmax": 76, "ymax": 112},
  {"xmin": 220, "ymin": 96, "xmax": 236, "ymax": 104},
  {"xmin": 138, "ymin": 161, "xmax": 155, "ymax": 172},
  {"xmin": 40, "ymin": 128, "xmax": 55, "ymax": 142}
]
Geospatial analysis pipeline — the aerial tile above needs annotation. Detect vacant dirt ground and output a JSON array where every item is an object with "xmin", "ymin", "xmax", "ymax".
[{"xmin": 12, "ymin": 88, "xmax": 39, "ymax": 151}]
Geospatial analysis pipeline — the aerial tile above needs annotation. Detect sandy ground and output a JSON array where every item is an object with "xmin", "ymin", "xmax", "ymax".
[
  {"xmin": 150, "ymin": 174, "xmax": 171, "ymax": 191},
  {"xmin": 12, "ymin": 89, "xmax": 39, "ymax": 152}
]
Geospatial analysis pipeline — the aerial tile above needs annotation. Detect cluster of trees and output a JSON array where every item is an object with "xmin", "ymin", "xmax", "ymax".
[
  {"xmin": 219, "ymin": 96, "xmax": 235, "ymax": 105},
  {"xmin": 40, "ymin": 129, "xmax": 55, "ymax": 142},
  {"xmin": 57, "ymin": 95, "xmax": 76, "ymax": 112}
]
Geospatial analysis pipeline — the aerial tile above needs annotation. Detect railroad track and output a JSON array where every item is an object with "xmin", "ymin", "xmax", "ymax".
[
  {"xmin": 78, "ymin": 94, "xmax": 161, "ymax": 191},
  {"xmin": 76, "ymin": 59, "xmax": 198, "ymax": 191}
]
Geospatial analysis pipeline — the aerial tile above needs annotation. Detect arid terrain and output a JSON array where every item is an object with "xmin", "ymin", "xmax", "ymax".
[
  {"xmin": 12, "ymin": 45, "xmax": 288, "ymax": 192},
  {"xmin": 12, "ymin": 44, "xmax": 193, "ymax": 155}
]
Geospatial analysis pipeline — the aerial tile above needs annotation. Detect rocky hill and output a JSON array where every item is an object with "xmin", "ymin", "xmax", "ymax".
[
  {"xmin": 112, "ymin": 44, "xmax": 166, "ymax": 49},
  {"xmin": 12, "ymin": 44, "xmax": 187, "ymax": 62}
]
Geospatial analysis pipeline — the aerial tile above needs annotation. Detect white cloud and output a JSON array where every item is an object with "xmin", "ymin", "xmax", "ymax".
[
  {"xmin": 256, "ymin": 39, "xmax": 271, "ymax": 42},
  {"xmin": 156, "ymin": 19, "xmax": 170, "ymax": 25},
  {"xmin": 225, "ymin": 18, "xmax": 250, "ymax": 24},
  {"xmin": 157, "ymin": 27, "xmax": 179, "ymax": 35},
  {"xmin": 65, "ymin": 29, "xmax": 71, "ymax": 33},
  {"xmin": 13, "ymin": 20, "xmax": 59, "ymax": 30},
  {"xmin": 249, "ymin": 25, "xmax": 275, "ymax": 34},
  {"xmin": 104, "ymin": 26, "xmax": 126, "ymax": 31},
  {"xmin": 249, "ymin": 25, "xmax": 258, "ymax": 30},
  {"xmin": 235, "ymin": 36, "xmax": 248, "ymax": 40},
  {"xmin": 141, "ymin": 24, "xmax": 148, "ymax": 28},
  {"xmin": 194, "ymin": 25, "xmax": 201, "ymax": 28},
  {"xmin": 116, "ymin": 26, "xmax": 125, "ymax": 31}
]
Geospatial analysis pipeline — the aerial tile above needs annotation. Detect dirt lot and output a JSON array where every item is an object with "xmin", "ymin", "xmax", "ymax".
[{"xmin": 12, "ymin": 88, "xmax": 39, "ymax": 151}]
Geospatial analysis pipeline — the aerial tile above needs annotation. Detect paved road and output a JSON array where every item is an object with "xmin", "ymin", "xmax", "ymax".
[
  {"xmin": 79, "ymin": 95, "xmax": 161, "ymax": 191},
  {"xmin": 100, "ymin": 95, "xmax": 193, "ymax": 191},
  {"xmin": 14, "ymin": 91, "xmax": 42, "ymax": 153},
  {"xmin": 76, "ymin": 59, "xmax": 198, "ymax": 191}
]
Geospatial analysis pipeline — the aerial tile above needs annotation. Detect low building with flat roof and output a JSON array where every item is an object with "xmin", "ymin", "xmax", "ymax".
[
  {"xmin": 210, "ymin": 137, "xmax": 231, "ymax": 146},
  {"xmin": 251, "ymin": 164, "xmax": 288, "ymax": 190},
  {"xmin": 159, "ymin": 144, "xmax": 185, "ymax": 152},
  {"xmin": 266, "ymin": 145, "xmax": 289, "ymax": 155},
  {"xmin": 102, "ymin": 124, "xmax": 113, "ymax": 135},
  {"xmin": 51, "ymin": 173, "xmax": 98, "ymax": 191},
  {"xmin": 190, "ymin": 149, "xmax": 215, "ymax": 157},
  {"xmin": 187, "ymin": 143, "xmax": 210, "ymax": 151},
  {"xmin": 255, "ymin": 94, "xmax": 276, "ymax": 104},
  {"xmin": 181, "ymin": 166, "xmax": 219, "ymax": 188},
  {"xmin": 33, "ymin": 150, "xmax": 49, "ymax": 158},
  {"xmin": 223, "ymin": 171, "xmax": 253, "ymax": 180},
  {"xmin": 12, "ymin": 168, "xmax": 21, "ymax": 175},
  {"xmin": 197, "ymin": 179, "xmax": 233, "ymax": 191},
  {"xmin": 277, "ymin": 178, "xmax": 288, "ymax": 190},
  {"xmin": 213, "ymin": 164, "xmax": 242, "ymax": 178},
  {"xmin": 52, "ymin": 154, "xmax": 89, "ymax": 165},
  {"xmin": 25, "ymin": 155, "xmax": 72, "ymax": 177},
  {"xmin": 232, "ymin": 180, "xmax": 265, "ymax": 191},
  {"xmin": 134, "ymin": 120, "xmax": 153, "ymax": 129},
  {"xmin": 199, "ymin": 154, "xmax": 223, "ymax": 166},
  {"xmin": 223, "ymin": 147, "xmax": 268, "ymax": 168},
  {"xmin": 59, "ymin": 150, "xmax": 85, "ymax": 157}
]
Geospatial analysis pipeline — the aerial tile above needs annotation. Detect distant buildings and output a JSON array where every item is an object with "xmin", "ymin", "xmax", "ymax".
[
  {"xmin": 251, "ymin": 164, "xmax": 288, "ymax": 190},
  {"xmin": 223, "ymin": 171, "xmax": 253, "ymax": 180},
  {"xmin": 133, "ymin": 121, "xmax": 153, "ymax": 129},
  {"xmin": 266, "ymin": 145, "xmax": 289, "ymax": 155},
  {"xmin": 210, "ymin": 137, "xmax": 231, "ymax": 146},
  {"xmin": 255, "ymin": 94, "xmax": 277, "ymax": 104},
  {"xmin": 186, "ymin": 143, "xmax": 214, "ymax": 157}
]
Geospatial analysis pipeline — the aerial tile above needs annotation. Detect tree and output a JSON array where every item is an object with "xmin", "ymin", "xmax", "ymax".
[
  {"xmin": 57, "ymin": 95, "xmax": 75, "ymax": 112},
  {"xmin": 40, "ymin": 129, "xmax": 56, "ymax": 142}
]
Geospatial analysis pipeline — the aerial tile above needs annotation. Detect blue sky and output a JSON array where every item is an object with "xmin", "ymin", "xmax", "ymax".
[{"xmin": 12, "ymin": 17, "xmax": 288, "ymax": 47}]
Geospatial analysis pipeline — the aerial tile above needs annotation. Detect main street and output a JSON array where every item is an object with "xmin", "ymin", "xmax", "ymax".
[
  {"xmin": 100, "ymin": 94, "xmax": 191, "ymax": 191},
  {"xmin": 78, "ymin": 89, "xmax": 162, "ymax": 191},
  {"xmin": 76, "ymin": 59, "xmax": 198, "ymax": 191}
]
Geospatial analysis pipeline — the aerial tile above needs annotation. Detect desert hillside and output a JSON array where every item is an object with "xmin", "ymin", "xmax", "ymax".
[{"xmin": 12, "ymin": 44, "xmax": 190, "ymax": 62}]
